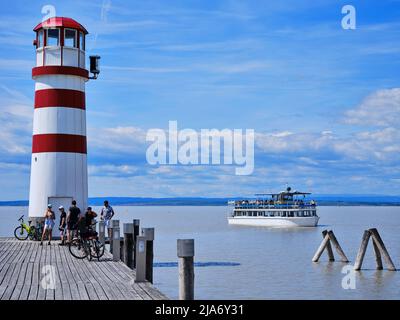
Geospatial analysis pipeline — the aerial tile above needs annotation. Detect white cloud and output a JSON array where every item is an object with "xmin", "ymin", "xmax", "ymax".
[
  {"xmin": 0, "ymin": 86, "xmax": 32, "ymax": 156},
  {"xmin": 88, "ymin": 126, "xmax": 147, "ymax": 154},
  {"xmin": 344, "ymin": 88, "xmax": 400, "ymax": 126},
  {"xmin": 88, "ymin": 164, "xmax": 139, "ymax": 176}
]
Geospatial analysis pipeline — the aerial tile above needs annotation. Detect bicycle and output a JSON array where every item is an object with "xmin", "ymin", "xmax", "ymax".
[
  {"xmin": 14, "ymin": 215, "xmax": 42, "ymax": 241},
  {"xmin": 68, "ymin": 224, "xmax": 104, "ymax": 261}
]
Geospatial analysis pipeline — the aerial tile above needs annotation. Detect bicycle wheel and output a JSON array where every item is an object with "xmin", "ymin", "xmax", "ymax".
[
  {"xmin": 91, "ymin": 239, "xmax": 105, "ymax": 261},
  {"xmin": 14, "ymin": 226, "xmax": 29, "ymax": 240},
  {"xmin": 69, "ymin": 238, "xmax": 89, "ymax": 259},
  {"xmin": 28, "ymin": 226, "xmax": 36, "ymax": 240}
]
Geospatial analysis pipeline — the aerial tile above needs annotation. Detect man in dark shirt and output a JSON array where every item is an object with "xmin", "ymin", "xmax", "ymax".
[
  {"xmin": 58, "ymin": 206, "xmax": 67, "ymax": 245},
  {"xmin": 78, "ymin": 207, "xmax": 98, "ymax": 239},
  {"xmin": 67, "ymin": 200, "xmax": 81, "ymax": 243}
]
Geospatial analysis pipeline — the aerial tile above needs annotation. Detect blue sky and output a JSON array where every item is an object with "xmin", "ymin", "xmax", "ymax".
[{"xmin": 1, "ymin": 0, "xmax": 400, "ymax": 199}]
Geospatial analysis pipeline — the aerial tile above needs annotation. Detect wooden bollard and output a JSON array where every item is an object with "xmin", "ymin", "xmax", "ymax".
[
  {"xmin": 142, "ymin": 228, "xmax": 154, "ymax": 283},
  {"xmin": 133, "ymin": 219, "xmax": 140, "ymax": 268},
  {"xmin": 369, "ymin": 228, "xmax": 396, "ymax": 271},
  {"xmin": 354, "ymin": 230, "xmax": 371, "ymax": 271},
  {"xmin": 109, "ymin": 220, "xmax": 120, "ymax": 254},
  {"xmin": 123, "ymin": 223, "xmax": 134, "ymax": 269},
  {"xmin": 177, "ymin": 239, "xmax": 195, "ymax": 300},
  {"xmin": 135, "ymin": 236, "xmax": 147, "ymax": 283},
  {"xmin": 98, "ymin": 220, "xmax": 105, "ymax": 246},
  {"xmin": 112, "ymin": 226, "xmax": 120, "ymax": 261}
]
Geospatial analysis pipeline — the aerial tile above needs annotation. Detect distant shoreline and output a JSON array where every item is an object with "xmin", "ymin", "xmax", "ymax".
[{"xmin": 1, "ymin": 196, "xmax": 400, "ymax": 207}]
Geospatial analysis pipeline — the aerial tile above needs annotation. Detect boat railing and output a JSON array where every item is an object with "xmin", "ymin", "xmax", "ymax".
[{"xmin": 233, "ymin": 203, "xmax": 316, "ymax": 209}]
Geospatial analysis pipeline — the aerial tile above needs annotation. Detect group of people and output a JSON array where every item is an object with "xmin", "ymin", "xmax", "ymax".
[{"xmin": 40, "ymin": 200, "xmax": 115, "ymax": 246}]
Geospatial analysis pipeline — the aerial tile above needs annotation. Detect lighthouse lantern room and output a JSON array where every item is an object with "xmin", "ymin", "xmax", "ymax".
[{"xmin": 29, "ymin": 17, "xmax": 99, "ymax": 224}]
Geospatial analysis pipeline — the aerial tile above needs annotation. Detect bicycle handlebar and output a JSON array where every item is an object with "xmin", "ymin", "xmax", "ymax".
[{"xmin": 18, "ymin": 215, "xmax": 24, "ymax": 222}]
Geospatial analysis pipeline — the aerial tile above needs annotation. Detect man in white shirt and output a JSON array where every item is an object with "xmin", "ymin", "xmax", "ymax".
[{"xmin": 100, "ymin": 200, "xmax": 115, "ymax": 239}]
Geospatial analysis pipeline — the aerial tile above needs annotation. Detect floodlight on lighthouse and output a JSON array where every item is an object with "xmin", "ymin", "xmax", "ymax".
[{"xmin": 89, "ymin": 55, "xmax": 100, "ymax": 79}]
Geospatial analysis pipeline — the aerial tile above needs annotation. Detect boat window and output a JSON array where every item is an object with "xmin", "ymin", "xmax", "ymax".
[
  {"xmin": 64, "ymin": 29, "xmax": 77, "ymax": 47},
  {"xmin": 46, "ymin": 28, "xmax": 59, "ymax": 46},
  {"xmin": 38, "ymin": 30, "xmax": 44, "ymax": 48}
]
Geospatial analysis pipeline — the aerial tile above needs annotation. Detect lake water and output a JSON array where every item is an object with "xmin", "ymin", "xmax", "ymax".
[{"xmin": 0, "ymin": 206, "xmax": 399, "ymax": 299}]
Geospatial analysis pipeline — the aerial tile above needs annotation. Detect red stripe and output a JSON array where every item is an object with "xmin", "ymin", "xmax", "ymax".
[
  {"xmin": 32, "ymin": 66, "xmax": 89, "ymax": 79},
  {"xmin": 32, "ymin": 134, "xmax": 87, "ymax": 154},
  {"xmin": 35, "ymin": 89, "xmax": 85, "ymax": 109}
]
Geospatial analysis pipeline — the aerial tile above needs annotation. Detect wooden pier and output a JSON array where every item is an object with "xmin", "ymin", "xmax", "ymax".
[{"xmin": 0, "ymin": 238, "xmax": 168, "ymax": 300}]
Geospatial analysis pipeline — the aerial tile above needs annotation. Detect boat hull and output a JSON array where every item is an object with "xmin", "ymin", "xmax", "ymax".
[{"xmin": 228, "ymin": 216, "xmax": 319, "ymax": 227}]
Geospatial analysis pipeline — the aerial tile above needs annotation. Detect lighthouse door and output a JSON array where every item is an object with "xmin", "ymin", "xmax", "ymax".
[{"xmin": 48, "ymin": 197, "xmax": 73, "ymax": 230}]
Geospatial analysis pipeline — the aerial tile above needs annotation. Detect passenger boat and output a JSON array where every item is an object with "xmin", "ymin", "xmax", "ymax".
[{"xmin": 228, "ymin": 187, "xmax": 319, "ymax": 227}]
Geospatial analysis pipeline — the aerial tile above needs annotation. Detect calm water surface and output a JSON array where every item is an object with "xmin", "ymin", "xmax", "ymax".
[{"xmin": 0, "ymin": 206, "xmax": 399, "ymax": 299}]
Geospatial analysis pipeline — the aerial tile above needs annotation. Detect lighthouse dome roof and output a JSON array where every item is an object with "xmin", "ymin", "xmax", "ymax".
[{"xmin": 34, "ymin": 17, "xmax": 88, "ymax": 34}]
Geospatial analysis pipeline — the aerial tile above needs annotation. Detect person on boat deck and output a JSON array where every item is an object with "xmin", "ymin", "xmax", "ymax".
[
  {"xmin": 40, "ymin": 204, "xmax": 55, "ymax": 246},
  {"xmin": 58, "ymin": 206, "xmax": 67, "ymax": 246},
  {"xmin": 67, "ymin": 200, "xmax": 81, "ymax": 243},
  {"xmin": 100, "ymin": 200, "xmax": 115, "ymax": 239}
]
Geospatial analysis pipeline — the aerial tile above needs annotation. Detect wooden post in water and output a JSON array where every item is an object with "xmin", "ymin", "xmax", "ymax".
[
  {"xmin": 123, "ymin": 223, "xmax": 134, "ymax": 269},
  {"xmin": 177, "ymin": 239, "xmax": 195, "ymax": 300},
  {"xmin": 312, "ymin": 230, "xmax": 331, "ymax": 262},
  {"xmin": 372, "ymin": 239, "xmax": 383, "ymax": 270},
  {"xmin": 312, "ymin": 230, "xmax": 349, "ymax": 263},
  {"xmin": 369, "ymin": 228, "xmax": 396, "ymax": 271},
  {"xmin": 135, "ymin": 236, "xmax": 147, "ymax": 282},
  {"xmin": 354, "ymin": 230, "xmax": 371, "ymax": 271},
  {"xmin": 322, "ymin": 230, "xmax": 334, "ymax": 261},
  {"xmin": 142, "ymin": 228, "xmax": 154, "ymax": 283},
  {"xmin": 112, "ymin": 227, "xmax": 120, "ymax": 262},
  {"xmin": 99, "ymin": 220, "xmax": 105, "ymax": 246},
  {"xmin": 109, "ymin": 220, "xmax": 120, "ymax": 254},
  {"xmin": 328, "ymin": 230, "xmax": 349, "ymax": 262},
  {"xmin": 133, "ymin": 219, "xmax": 140, "ymax": 268}
]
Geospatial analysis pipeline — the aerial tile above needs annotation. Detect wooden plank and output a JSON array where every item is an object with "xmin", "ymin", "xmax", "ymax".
[
  {"xmin": 54, "ymin": 241, "xmax": 70, "ymax": 300},
  {"xmin": 0, "ymin": 238, "xmax": 167, "ymax": 300},
  {"xmin": 58, "ymin": 241, "xmax": 81, "ymax": 300},
  {"xmin": 105, "ymin": 258, "xmax": 149, "ymax": 300},
  {"xmin": 1, "ymin": 240, "xmax": 29, "ymax": 301},
  {"xmin": 138, "ymin": 282, "xmax": 169, "ymax": 300}
]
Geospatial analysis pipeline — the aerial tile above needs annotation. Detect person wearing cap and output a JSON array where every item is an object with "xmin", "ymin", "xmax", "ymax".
[
  {"xmin": 100, "ymin": 200, "xmax": 115, "ymax": 240},
  {"xmin": 40, "ymin": 204, "xmax": 55, "ymax": 245},
  {"xmin": 58, "ymin": 206, "xmax": 67, "ymax": 245}
]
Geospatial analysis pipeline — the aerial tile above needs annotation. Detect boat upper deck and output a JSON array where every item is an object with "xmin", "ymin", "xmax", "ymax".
[{"xmin": 229, "ymin": 187, "xmax": 317, "ymax": 210}]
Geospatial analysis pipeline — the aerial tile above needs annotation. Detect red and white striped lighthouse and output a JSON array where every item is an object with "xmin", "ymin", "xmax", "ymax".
[{"xmin": 29, "ymin": 17, "xmax": 99, "ymax": 221}]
